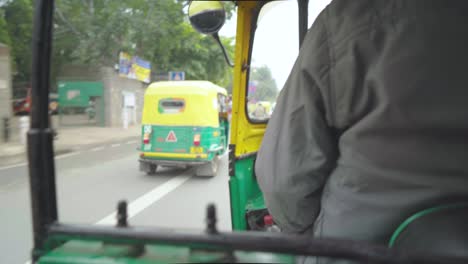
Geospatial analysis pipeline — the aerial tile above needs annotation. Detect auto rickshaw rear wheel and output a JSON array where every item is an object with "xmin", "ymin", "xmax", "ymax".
[
  {"xmin": 196, "ymin": 156, "xmax": 219, "ymax": 177},
  {"xmin": 147, "ymin": 164, "xmax": 158, "ymax": 175}
]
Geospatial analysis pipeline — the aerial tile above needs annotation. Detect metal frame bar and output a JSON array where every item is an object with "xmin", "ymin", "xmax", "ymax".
[
  {"xmin": 29, "ymin": 0, "xmax": 58, "ymax": 261},
  {"xmin": 298, "ymin": 0, "xmax": 310, "ymax": 48},
  {"xmin": 48, "ymin": 223, "xmax": 468, "ymax": 264}
]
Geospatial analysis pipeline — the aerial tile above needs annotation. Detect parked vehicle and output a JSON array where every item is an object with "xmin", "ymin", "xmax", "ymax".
[{"xmin": 13, "ymin": 89, "xmax": 59, "ymax": 115}]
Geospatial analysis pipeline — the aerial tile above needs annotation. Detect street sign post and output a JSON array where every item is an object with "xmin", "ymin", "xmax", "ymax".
[{"xmin": 168, "ymin": 71, "xmax": 185, "ymax": 81}]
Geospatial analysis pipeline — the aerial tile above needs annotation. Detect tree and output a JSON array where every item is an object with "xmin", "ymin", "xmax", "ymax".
[
  {"xmin": 249, "ymin": 65, "xmax": 278, "ymax": 102},
  {"xmin": 51, "ymin": 0, "xmax": 236, "ymax": 87},
  {"xmin": 0, "ymin": 10, "xmax": 11, "ymax": 46},
  {"xmin": 2, "ymin": 0, "xmax": 33, "ymax": 84},
  {"xmin": 1, "ymin": 0, "xmax": 236, "ymax": 93}
]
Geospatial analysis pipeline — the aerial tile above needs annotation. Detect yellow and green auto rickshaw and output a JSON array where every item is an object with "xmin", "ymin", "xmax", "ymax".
[
  {"xmin": 139, "ymin": 80, "xmax": 229, "ymax": 177},
  {"xmin": 247, "ymin": 101, "xmax": 271, "ymax": 119}
]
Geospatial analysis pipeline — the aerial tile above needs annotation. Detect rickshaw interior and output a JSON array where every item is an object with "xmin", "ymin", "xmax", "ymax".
[{"xmin": 26, "ymin": 0, "xmax": 468, "ymax": 263}]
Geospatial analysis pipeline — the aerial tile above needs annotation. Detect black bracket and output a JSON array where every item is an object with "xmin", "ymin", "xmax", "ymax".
[{"xmin": 228, "ymin": 144, "xmax": 235, "ymax": 177}]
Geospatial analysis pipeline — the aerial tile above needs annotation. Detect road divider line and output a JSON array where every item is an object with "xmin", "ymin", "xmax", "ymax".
[
  {"xmin": 1, "ymin": 151, "xmax": 83, "ymax": 170},
  {"xmin": 23, "ymin": 174, "xmax": 192, "ymax": 264},
  {"xmin": 0, "ymin": 162, "xmax": 27, "ymax": 171},
  {"xmin": 95, "ymin": 175, "xmax": 192, "ymax": 225},
  {"xmin": 126, "ymin": 140, "xmax": 138, "ymax": 144},
  {"xmin": 55, "ymin": 151, "xmax": 81, "ymax": 159},
  {"xmin": 0, "ymin": 180, "xmax": 24, "ymax": 193},
  {"xmin": 111, "ymin": 143, "xmax": 121, "ymax": 148},
  {"xmin": 91, "ymin": 146, "xmax": 105, "ymax": 152}
]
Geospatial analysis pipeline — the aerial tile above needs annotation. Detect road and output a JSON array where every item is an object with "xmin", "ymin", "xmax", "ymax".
[{"xmin": 0, "ymin": 142, "xmax": 231, "ymax": 264}]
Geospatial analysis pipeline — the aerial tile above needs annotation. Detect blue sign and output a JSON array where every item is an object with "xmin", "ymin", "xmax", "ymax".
[{"xmin": 169, "ymin": 71, "xmax": 185, "ymax": 81}]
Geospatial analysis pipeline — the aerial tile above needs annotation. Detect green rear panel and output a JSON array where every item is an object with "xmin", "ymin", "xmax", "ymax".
[
  {"xmin": 229, "ymin": 156, "xmax": 264, "ymax": 230},
  {"xmin": 38, "ymin": 239, "xmax": 294, "ymax": 263},
  {"xmin": 58, "ymin": 81, "xmax": 104, "ymax": 108},
  {"xmin": 141, "ymin": 124, "xmax": 227, "ymax": 160}
]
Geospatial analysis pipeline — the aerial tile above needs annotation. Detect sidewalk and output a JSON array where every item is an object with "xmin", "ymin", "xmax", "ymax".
[{"xmin": 0, "ymin": 125, "xmax": 140, "ymax": 167}]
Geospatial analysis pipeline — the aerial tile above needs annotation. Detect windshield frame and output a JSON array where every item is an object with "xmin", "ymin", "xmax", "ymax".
[{"xmin": 244, "ymin": 0, "xmax": 309, "ymax": 124}]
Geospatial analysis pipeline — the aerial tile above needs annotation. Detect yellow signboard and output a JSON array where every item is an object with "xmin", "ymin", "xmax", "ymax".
[{"xmin": 119, "ymin": 52, "xmax": 151, "ymax": 83}]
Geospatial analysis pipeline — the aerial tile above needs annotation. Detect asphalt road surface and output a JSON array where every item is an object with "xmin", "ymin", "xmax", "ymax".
[{"xmin": 0, "ymin": 142, "xmax": 231, "ymax": 264}]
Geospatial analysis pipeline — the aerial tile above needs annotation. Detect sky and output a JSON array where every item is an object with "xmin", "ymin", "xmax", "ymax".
[{"xmin": 219, "ymin": 0, "xmax": 332, "ymax": 92}]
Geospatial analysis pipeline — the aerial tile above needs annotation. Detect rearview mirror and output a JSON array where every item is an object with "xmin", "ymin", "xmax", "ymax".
[{"xmin": 188, "ymin": 1, "xmax": 226, "ymax": 35}]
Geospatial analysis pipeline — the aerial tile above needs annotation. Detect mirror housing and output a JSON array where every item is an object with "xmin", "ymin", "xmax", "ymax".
[
  {"xmin": 188, "ymin": 1, "xmax": 233, "ymax": 67},
  {"xmin": 188, "ymin": 1, "xmax": 226, "ymax": 35}
]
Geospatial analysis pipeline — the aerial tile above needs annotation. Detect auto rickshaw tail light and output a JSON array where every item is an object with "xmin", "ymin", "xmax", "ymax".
[
  {"xmin": 193, "ymin": 134, "xmax": 201, "ymax": 146},
  {"xmin": 143, "ymin": 133, "xmax": 151, "ymax": 144}
]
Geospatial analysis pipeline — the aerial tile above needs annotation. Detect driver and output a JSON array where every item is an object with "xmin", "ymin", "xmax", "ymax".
[{"xmin": 255, "ymin": 1, "xmax": 468, "ymax": 263}]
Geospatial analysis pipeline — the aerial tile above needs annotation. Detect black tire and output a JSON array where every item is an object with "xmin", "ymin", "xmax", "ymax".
[
  {"xmin": 195, "ymin": 156, "xmax": 219, "ymax": 177},
  {"xmin": 147, "ymin": 164, "xmax": 158, "ymax": 175}
]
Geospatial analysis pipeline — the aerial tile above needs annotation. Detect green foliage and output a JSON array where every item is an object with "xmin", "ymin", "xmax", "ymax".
[
  {"xmin": 1, "ymin": 0, "xmax": 236, "ymax": 93},
  {"xmin": 51, "ymin": 0, "xmax": 235, "ymax": 87},
  {"xmin": 0, "ymin": 10, "xmax": 11, "ymax": 46},
  {"xmin": 2, "ymin": 0, "xmax": 33, "ymax": 82},
  {"xmin": 249, "ymin": 65, "xmax": 278, "ymax": 102}
]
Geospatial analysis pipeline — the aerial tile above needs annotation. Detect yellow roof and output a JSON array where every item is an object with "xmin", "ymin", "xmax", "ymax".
[{"xmin": 146, "ymin": 81, "xmax": 227, "ymax": 96}]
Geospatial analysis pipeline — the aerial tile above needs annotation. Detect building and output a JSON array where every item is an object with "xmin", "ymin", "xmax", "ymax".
[{"xmin": 57, "ymin": 65, "xmax": 146, "ymax": 127}]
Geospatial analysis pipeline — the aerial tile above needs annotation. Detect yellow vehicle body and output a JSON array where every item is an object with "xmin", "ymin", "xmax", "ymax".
[
  {"xmin": 230, "ymin": 2, "xmax": 266, "ymax": 156},
  {"xmin": 139, "ymin": 81, "xmax": 229, "ymax": 176},
  {"xmin": 142, "ymin": 81, "xmax": 227, "ymax": 127},
  {"xmin": 247, "ymin": 101, "xmax": 272, "ymax": 119},
  {"xmin": 258, "ymin": 101, "xmax": 271, "ymax": 113}
]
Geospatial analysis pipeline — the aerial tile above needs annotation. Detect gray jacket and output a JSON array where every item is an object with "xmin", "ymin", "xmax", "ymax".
[{"xmin": 255, "ymin": 0, "xmax": 468, "ymax": 261}]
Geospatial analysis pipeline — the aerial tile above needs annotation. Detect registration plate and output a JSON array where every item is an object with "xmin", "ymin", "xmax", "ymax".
[{"xmin": 190, "ymin": 147, "xmax": 204, "ymax": 154}]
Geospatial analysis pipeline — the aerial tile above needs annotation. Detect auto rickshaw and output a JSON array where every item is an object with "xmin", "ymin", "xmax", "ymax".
[
  {"xmin": 139, "ymin": 81, "xmax": 229, "ymax": 177},
  {"xmin": 247, "ymin": 101, "xmax": 271, "ymax": 119},
  {"xmin": 25, "ymin": 0, "xmax": 468, "ymax": 263}
]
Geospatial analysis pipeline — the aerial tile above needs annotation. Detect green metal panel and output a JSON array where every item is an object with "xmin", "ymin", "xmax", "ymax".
[
  {"xmin": 229, "ymin": 156, "xmax": 264, "ymax": 230},
  {"xmin": 141, "ymin": 125, "xmax": 227, "ymax": 161},
  {"xmin": 219, "ymin": 119, "xmax": 229, "ymax": 154},
  {"xmin": 58, "ymin": 81, "xmax": 104, "ymax": 108},
  {"xmin": 38, "ymin": 239, "xmax": 295, "ymax": 263}
]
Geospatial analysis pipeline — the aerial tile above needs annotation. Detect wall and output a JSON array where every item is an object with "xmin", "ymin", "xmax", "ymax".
[
  {"xmin": 100, "ymin": 67, "xmax": 146, "ymax": 127},
  {"xmin": 0, "ymin": 44, "xmax": 12, "ymax": 140},
  {"xmin": 56, "ymin": 64, "xmax": 101, "ymax": 83},
  {"xmin": 57, "ymin": 65, "xmax": 146, "ymax": 127}
]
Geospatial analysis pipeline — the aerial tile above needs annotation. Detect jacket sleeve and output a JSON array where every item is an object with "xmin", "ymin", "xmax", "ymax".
[{"xmin": 255, "ymin": 13, "xmax": 338, "ymax": 234}]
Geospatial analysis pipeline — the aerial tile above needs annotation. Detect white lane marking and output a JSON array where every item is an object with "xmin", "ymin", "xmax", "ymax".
[
  {"xmin": 1, "ymin": 140, "xmax": 140, "ymax": 171},
  {"xmin": 0, "ymin": 150, "xmax": 81, "ymax": 171},
  {"xmin": 91, "ymin": 146, "xmax": 105, "ymax": 152},
  {"xmin": 0, "ymin": 162, "xmax": 27, "ymax": 171},
  {"xmin": 21, "ymin": 153, "xmax": 189, "ymax": 264},
  {"xmin": 4, "ymin": 180, "xmax": 21, "ymax": 189},
  {"xmin": 55, "ymin": 152, "xmax": 81, "ymax": 159},
  {"xmin": 21, "ymin": 174, "xmax": 192, "ymax": 264},
  {"xmin": 0, "ymin": 180, "xmax": 25, "ymax": 193},
  {"xmin": 95, "ymin": 175, "xmax": 191, "ymax": 225}
]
